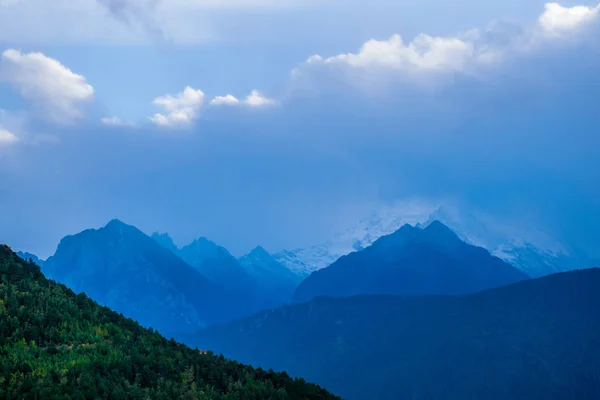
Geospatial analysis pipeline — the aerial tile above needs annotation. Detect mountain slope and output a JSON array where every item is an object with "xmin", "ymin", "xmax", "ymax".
[
  {"xmin": 190, "ymin": 269, "xmax": 600, "ymax": 400},
  {"xmin": 42, "ymin": 219, "xmax": 226, "ymax": 335},
  {"xmin": 293, "ymin": 221, "xmax": 528, "ymax": 303},
  {"xmin": 0, "ymin": 245, "xmax": 338, "ymax": 399}
]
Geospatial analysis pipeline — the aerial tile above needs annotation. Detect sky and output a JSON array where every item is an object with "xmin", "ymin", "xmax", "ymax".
[{"xmin": 0, "ymin": 0, "xmax": 599, "ymax": 259}]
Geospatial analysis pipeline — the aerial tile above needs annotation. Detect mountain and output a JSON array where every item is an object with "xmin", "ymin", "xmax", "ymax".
[
  {"xmin": 273, "ymin": 202, "xmax": 592, "ymax": 278},
  {"xmin": 179, "ymin": 238, "xmax": 302, "ymax": 312},
  {"xmin": 179, "ymin": 237, "xmax": 251, "ymax": 291},
  {"xmin": 152, "ymin": 232, "xmax": 299, "ymax": 316},
  {"xmin": 239, "ymin": 246, "xmax": 302, "ymax": 305},
  {"xmin": 0, "ymin": 245, "xmax": 338, "ymax": 399},
  {"xmin": 425, "ymin": 206, "xmax": 592, "ymax": 277},
  {"xmin": 150, "ymin": 231, "xmax": 179, "ymax": 254},
  {"xmin": 16, "ymin": 251, "xmax": 43, "ymax": 267},
  {"xmin": 272, "ymin": 201, "xmax": 435, "ymax": 277},
  {"xmin": 293, "ymin": 221, "xmax": 528, "ymax": 303},
  {"xmin": 189, "ymin": 269, "xmax": 600, "ymax": 400},
  {"xmin": 42, "ymin": 219, "xmax": 228, "ymax": 335}
]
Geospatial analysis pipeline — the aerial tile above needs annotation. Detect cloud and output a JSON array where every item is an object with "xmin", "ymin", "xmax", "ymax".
[
  {"xmin": 0, "ymin": 0, "xmax": 323, "ymax": 45},
  {"xmin": 292, "ymin": 29, "xmax": 495, "ymax": 91},
  {"xmin": 210, "ymin": 94, "xmax": 240, "ymax": 106},
  {"xmin": 539, "ymin": 2, "xmax": 600, "ymax": 33},
  {"xmin": 0, "ymin": 128, "xmax": 18, "ymax": 145},
  {"xmin": 292, "ymin": 2, "xmax": 600, "ymax": 91},
  {"xmin": 2, "ymin": 1, "xmax": 599, "ymax": 261},
  {"xmin": 0, "ymin": 49, "xmax": 94, "ymax": 124},
  {"xmin": 210, "ymin": 90, "xmax": 275, "ymax": 107},
  {"xmin": 149, "ymin": 86, "xmax": 205, "ymax": 127},
  {"xmin": 97, "ymin": 0, "xmax": 148, "ymax": 19},
  {"xmin": 0, "ymin": 109, "xmax": 27, "ymax": 145},
  {"xmin": 307, "ymin": 34, "xmax": 475, "ymax": 72},
  {"xmin": 101, "ymin": 116, "xmax": 132, "ymax": 127},
  {"xmin": 245, "ymin": 90, "xmax": 276, "ymax": 107},
  {"xmin": 96, "ymin": 0, "xmax": 164, "ymax": 40}
]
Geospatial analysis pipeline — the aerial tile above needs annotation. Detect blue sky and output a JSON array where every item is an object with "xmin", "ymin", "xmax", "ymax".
[{"xmin": 0, "ymin": 0, "xmax": 599, "ymax": 259}]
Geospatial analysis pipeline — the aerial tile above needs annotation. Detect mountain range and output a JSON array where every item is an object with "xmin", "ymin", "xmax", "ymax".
[
  {"xmin": 293, "ymin": 221, "xmax": 529, "ymax": 303},
  {"xmin": 14, "ymin": 214, "xmax": 585, "ymax": 338},
  {"xmin": 27, "ymin": 219, "xmax": 298, "ymax": 336},
  {"xmin": 7, "ymin": 214, "xmax": 600, "ymax": 399},
  {"xmin": 152, "ymin": 232, "xmax": 301, "ymax": 310},
  {"xmin": 42, "ymin": 219, "xmax": 223, "ymax": 336},
  {"xmin": 189, "ymin": 268, "xmax": 600, "ymax": 400},
  {"xmin": 273, "ymin": 202, "xmax": 592, "ymax": 278}
]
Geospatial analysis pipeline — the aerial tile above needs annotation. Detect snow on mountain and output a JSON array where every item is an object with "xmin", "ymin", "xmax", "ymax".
[
  {"xmin": 274, "ymin": 201, "xmax": 590, "ymax": 278},
  {"xmin": 272, "ymin": 200, "xmax": 438, "ymax": 276}
]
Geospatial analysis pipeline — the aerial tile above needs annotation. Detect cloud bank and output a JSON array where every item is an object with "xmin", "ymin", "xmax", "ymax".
[
  {"xmin": 289, "ymin": 1, "xmax": 599, "ymax": 92},
  {"xmin": 0, "ymin": 1, "xmax": 598, "ymax": 261}
]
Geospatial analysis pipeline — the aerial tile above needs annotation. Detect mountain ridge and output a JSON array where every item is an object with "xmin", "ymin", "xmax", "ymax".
[
  {"xmin": 293, "ymin": 220, "xmax": 528, "ymax": 303},
  {"xmin": 42, "ymin": 219, "xmax": 231, "ymax": 335},
  {"xmin": 274, "ymin": 202, "xmax": 591, "ymax": 278},
  {"xmin": 189, "ymin": 267, "xmax": 600, "ymax": 400}
]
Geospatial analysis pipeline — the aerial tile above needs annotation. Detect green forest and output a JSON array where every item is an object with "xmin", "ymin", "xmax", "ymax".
[{"xmin": 0, "ymin": 245, "xmax": 339, "ymax": 400}]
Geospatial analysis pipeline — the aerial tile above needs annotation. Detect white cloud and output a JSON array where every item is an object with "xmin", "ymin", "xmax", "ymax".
[
  {"xmin": 0, "ymin": 49, "xmax": 94, "ymax": 124},
  {"xmin": 0, "ymin": 128, "xmax": 18, "ymax": 145},
  {"xmin": 210, "ymin": 94, "xmax": 240, "ymax": 106},
  {"xmin": 539, "ymin": 2, "xmax": 600, "ymax": 33},
  {"xmin": 210, "ymin": 90, "xmax": 275, "ymax": 107},
  {"xmin": 149, "ymin": 86, "xmax": 204, "ymax": 127},
  {"xmin": 101, "ymin": 116, "xmax": 132, "ymax": 127},
  {"xmin": 244, "ymin": 90, "xmax": 276, "ymax": 107},
  {"xmin": 310, "ymin": 34, "xmax": 474, "ymax": 72},
  {"xmin": 293, "ymin": 2, "xmax": 600, "ymax": 89}
]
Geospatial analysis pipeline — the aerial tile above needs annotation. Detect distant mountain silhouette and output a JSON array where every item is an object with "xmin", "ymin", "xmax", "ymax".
[
  {"xmin": 16, "ymin": 251, "xmax": 43, "ymax": 267},
  {"xmin": 151, "ymin": 231, "xmax": 300, "ymax": 311},
  {"xmin": 189, "ymin": 269, "xmax": 600, "ymax": 400},
  {"xmin": 293, "ymin": 221, "xmax": 528, "ymax": 303},
  {"xmin": 239, "ymin": 246, "xmax": 302, "ymax": 306},
  {"xmin": 43, "ymin": 219, "xmax": 234, "ymax": 335},
  {"xmin": 179, "ymin": 237, "xmax": 252, "ymax": 292}
]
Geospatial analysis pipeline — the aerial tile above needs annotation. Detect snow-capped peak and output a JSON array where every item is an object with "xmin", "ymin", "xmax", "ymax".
[{"xmin": 273, "ymin": 200, "xmax": 589, "ymax": 278}]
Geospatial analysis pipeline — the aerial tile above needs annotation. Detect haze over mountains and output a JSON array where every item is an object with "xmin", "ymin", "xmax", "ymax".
[
  {"xmin": 7, "ymin": 213, "xmax": 600, "ymax": 399},
  {"xmin": 18, "ymin": 202, "xmax": 593, "ymax": 283},
  {"xmin": 13, "ymin": 206, "xmax": 597, "ymax": 339},
  {"xmin": 153, "ymin": 231, "xmax": 301, "ymax": 313},
  {"xmin": 42, "ymin": 220, "xmax": 223, "ymax": 335},
  {"xmin": 28, "ymin": 219, "xmax": 299, "ymax": 336}
]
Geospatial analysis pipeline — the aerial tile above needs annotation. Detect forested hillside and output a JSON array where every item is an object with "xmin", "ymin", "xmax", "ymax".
[
  {"xmin": 192, "ymin": 268, "xmax": 600, "ymax": 400},
  {"xmin": 0, "ymin": 245, "xmax": 338, "ymax": 400}
]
